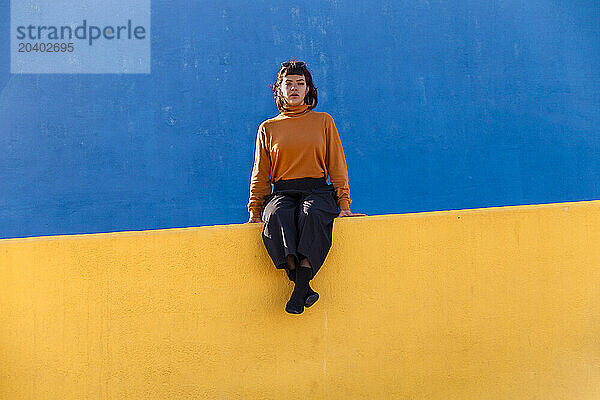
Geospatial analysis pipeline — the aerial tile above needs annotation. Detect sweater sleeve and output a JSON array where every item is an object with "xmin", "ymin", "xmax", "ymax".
[
  {"xmin": 247, "ymin": 124, "xmax": 272, "ymax": 218},
  {"xmin": 324, "ymin": 114, "xmax": 352, "ymax": 210}
]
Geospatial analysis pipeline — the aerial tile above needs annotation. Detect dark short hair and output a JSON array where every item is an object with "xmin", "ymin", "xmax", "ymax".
[{"xmin": 271, "ymin": 60, "xmax": 318, "ymax": 112}]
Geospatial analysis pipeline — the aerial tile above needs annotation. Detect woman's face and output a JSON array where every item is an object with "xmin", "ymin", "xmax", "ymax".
[{"xmin": 280, "ymin": 74, "xmax": 309, "ymax": 106}]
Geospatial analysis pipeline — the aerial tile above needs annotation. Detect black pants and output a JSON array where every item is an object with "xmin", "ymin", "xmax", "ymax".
[{"xmin": 261, "ymin": 176, "xmax": 340, "ymax": 282}]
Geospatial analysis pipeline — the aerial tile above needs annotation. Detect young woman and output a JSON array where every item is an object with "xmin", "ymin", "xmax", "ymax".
[{"xmin": 247, "ymin": 60, "xmax": 365, "ymax": 314}]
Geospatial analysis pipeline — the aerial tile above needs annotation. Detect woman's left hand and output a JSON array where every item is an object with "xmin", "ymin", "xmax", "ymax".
[{"xmin": 337, "ymin": 209, "xmax": 367, "ymax": 218}]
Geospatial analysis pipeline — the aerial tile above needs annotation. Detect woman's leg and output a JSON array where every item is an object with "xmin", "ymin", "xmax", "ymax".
[
  {"xmin": 285, "ymin": 262, "xmax": 313, "ymax": 314},
  {"xmin": 296, "ymin": 190, "xmax": 339, "ymax": 279},
  {"xmin": 261, "ymin": 193, "xmax": 300, "ymax": 270}
]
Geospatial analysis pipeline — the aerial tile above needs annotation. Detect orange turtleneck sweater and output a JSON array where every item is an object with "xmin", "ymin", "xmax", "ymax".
[{"xmin": 248, "ymin": 104, "xmax": 352, "ymax": 219}]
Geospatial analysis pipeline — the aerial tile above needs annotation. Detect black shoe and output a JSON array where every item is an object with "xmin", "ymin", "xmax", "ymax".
[
  {"xmin": 285, "ymin": 266, "xmax": 311, "ymax": 314},
  {"xmin": 285, "ymin": 298, "xmax": 304, "ymax": 314},
  {"xmin": 304, "ymin": 289, "xmax": 319, "ymax": 308}
]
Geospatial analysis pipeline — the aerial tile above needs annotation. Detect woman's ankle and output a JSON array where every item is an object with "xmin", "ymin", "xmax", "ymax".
[
  {"xmin": 286, "ymin": 254, "xmax": 296, "ymax": 270},
  {"xmin": 299, "ymin": 258, "xmax": 311, "ymax": 268}
]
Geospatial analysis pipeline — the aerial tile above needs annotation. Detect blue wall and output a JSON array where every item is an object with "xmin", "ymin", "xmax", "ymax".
[{"xmin": 1, "ymin": 0, "xmax": 599, "ymax": 239}]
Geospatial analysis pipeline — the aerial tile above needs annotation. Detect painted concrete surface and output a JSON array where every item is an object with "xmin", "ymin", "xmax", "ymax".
[
  {"xmin": 1, "ymin": 200, "xmax": 599, "ymax": 398},
  {"xmin": 1, "ymin": 1, "xmax": 599, "ymax": 238}
]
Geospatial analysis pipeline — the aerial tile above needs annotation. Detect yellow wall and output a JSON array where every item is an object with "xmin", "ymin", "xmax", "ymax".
[{"xmin": 1, "ymin": 200, "xmax": 599, "ymax": 399}]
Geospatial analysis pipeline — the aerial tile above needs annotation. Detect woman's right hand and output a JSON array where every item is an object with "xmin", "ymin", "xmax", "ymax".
[{"xmin": 247, "ymin": 216, "xmax": 262, "ymax": 223}]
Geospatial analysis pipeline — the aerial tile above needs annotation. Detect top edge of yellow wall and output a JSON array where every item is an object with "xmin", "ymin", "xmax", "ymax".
[{"xmin": 2, "ymin": 199, "xmax": 599, "ymax": 243}]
